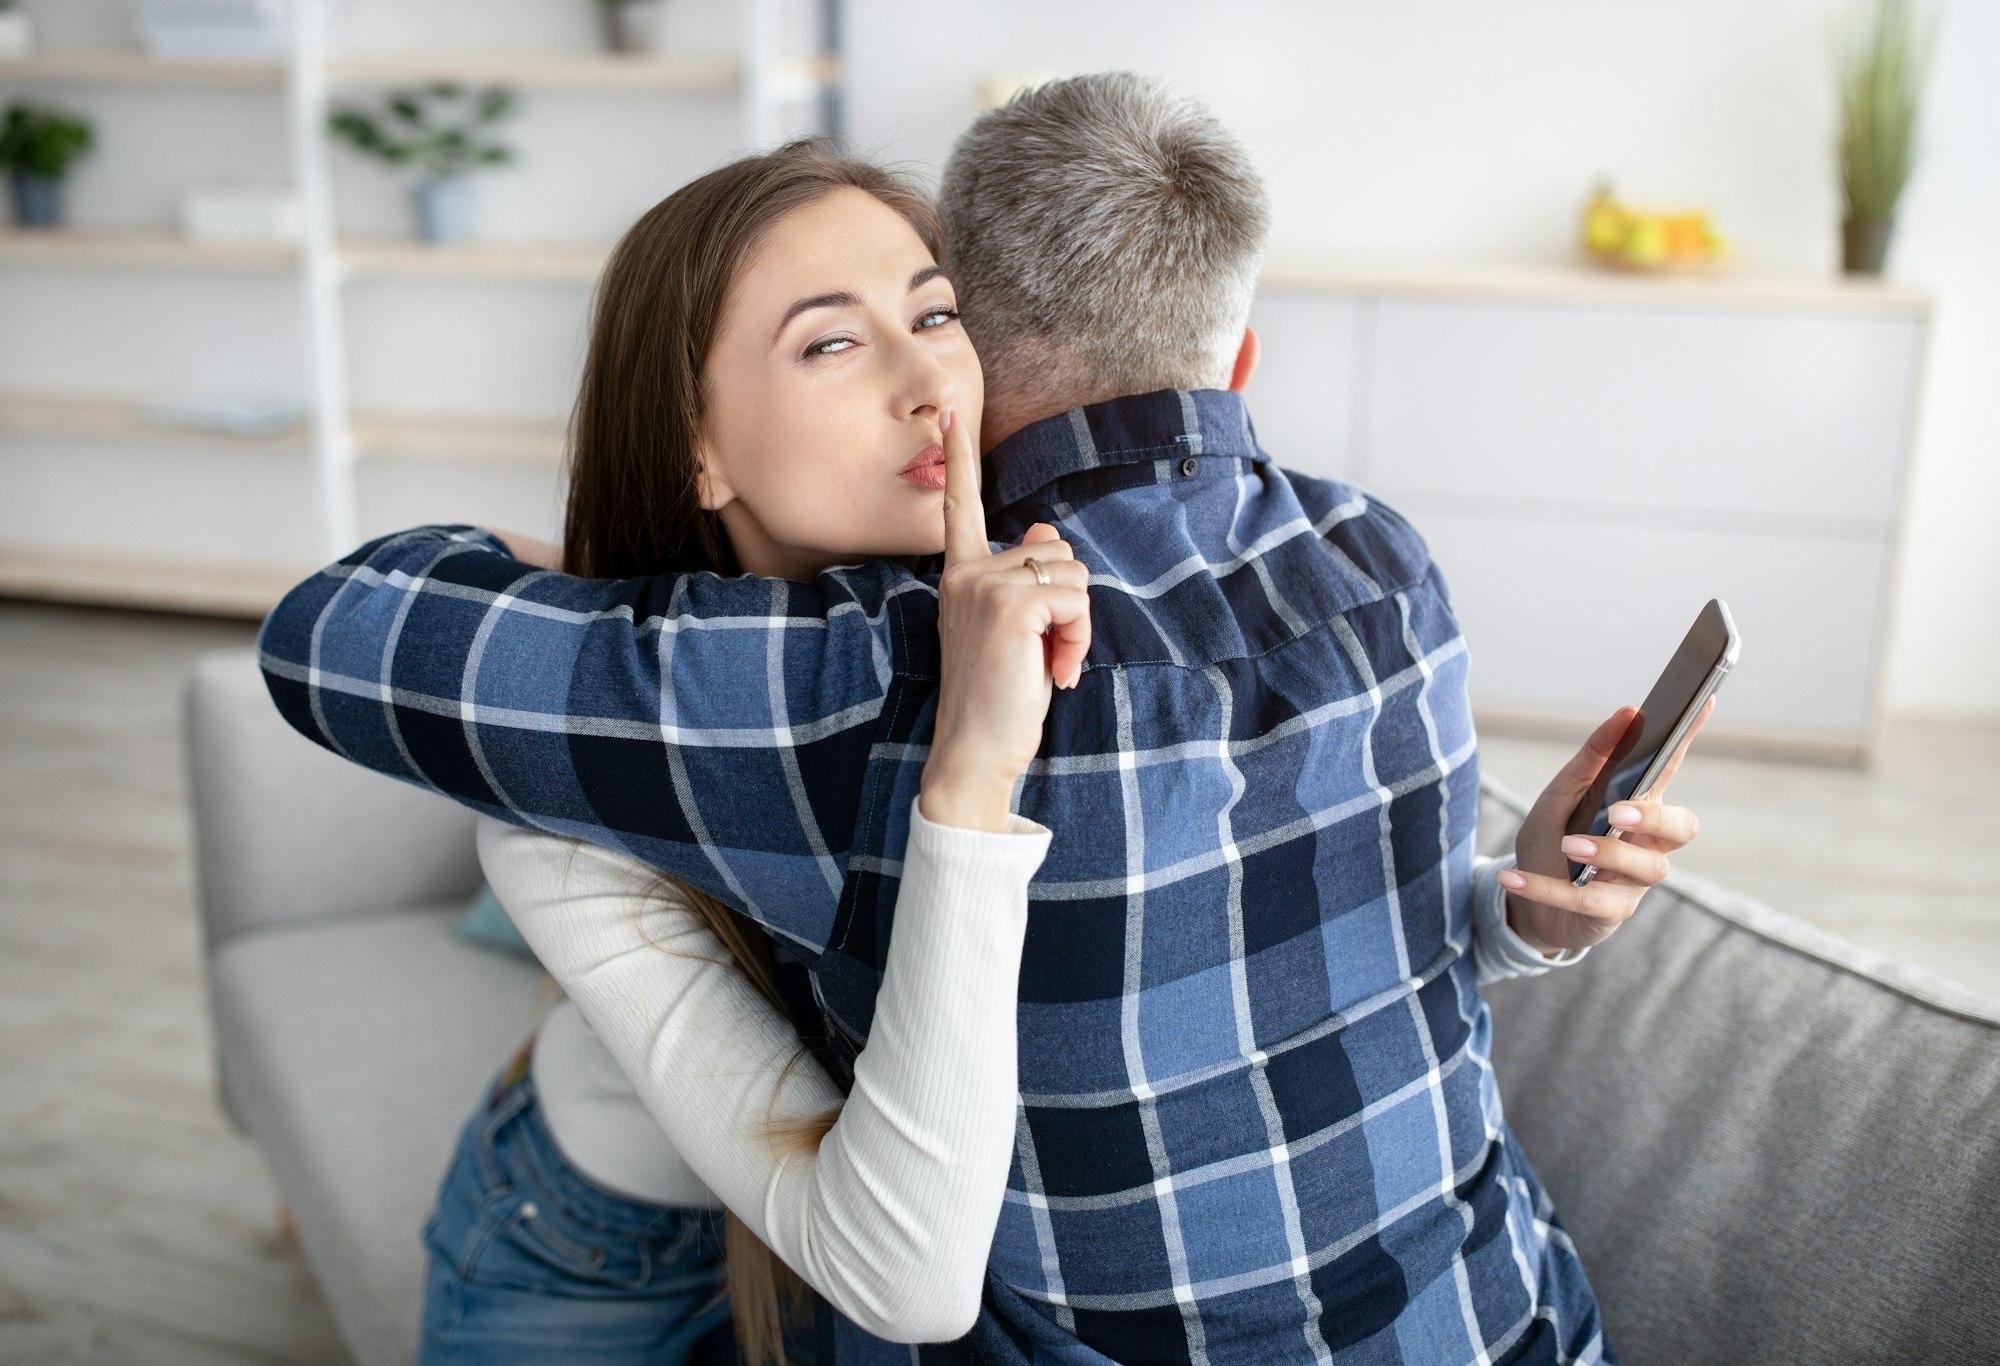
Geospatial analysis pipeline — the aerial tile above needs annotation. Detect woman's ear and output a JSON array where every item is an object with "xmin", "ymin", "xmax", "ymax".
[
  {"xmin": 694, "ymin": 444, "xmax": 736, "ymax": 512},
  {"xmin": 1228, "ymin": 326, "xmax": 1260, "ymax": 392}
]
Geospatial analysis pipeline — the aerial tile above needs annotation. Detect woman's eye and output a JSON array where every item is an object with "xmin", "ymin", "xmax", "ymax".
[
  {"xmin": 917, "ymin": 306, "xmax": 961, "ymax": 330},
  {"xmin": 805, "ymin": 336, "xmax": 857, "ymax": 358}
]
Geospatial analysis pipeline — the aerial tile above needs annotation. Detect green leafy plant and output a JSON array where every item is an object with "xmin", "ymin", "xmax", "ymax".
[
  {"xmin": 0, "ymin": 102, "xmax": 95, "ymax": 179},
  {"xmin": 1835, "ymin": 0, "xmax": 1939, "ymax": 222},
  {"xmin": 329, "ymin": 82, "xmax": 519, "ymax": 179}
]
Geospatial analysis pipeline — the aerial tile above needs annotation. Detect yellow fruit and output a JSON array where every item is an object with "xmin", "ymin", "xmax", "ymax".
[
  {"xmin": 1624, "ymin": 217, "xmax": 1668, "ymax": 266},
  {"xmin": 1581, "ymin": 183, "xmax": 1727, "ymax": 268},
  {"xmin": 1584, "ymin": 203, "xmax": 1629, "ymax": 253}
]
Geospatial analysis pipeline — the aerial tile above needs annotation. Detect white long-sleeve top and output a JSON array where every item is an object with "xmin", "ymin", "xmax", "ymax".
[
  {"xmin": 480, "ymin": 802, "xmax": 1583, "ymax": 1344},
  {"xmin": 481, "ymin": 796, "xmax": 1053, "ymax": 1344}
]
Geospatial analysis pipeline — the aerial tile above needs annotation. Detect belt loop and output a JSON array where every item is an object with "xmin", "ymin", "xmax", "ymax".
[{"xmin": 489, "ymin": 1034, "xmax": 536, "ymax": 1111}]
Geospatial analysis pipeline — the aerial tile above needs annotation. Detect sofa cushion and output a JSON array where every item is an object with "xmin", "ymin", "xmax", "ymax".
[
  {"xmin": 455, "ymin": 881, "xmax": 539, "ymax": 962},
  {"xmin": 211, "ymin": 904, "xmax": 547, "ymax": 1366},
  {"xmin": 1485, "ymin": 861, "xmax": 2000, "ymax": 1365}
]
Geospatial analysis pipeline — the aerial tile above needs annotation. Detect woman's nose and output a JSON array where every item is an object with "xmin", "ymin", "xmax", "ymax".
[{"xmin": 891, "ymin": 335, "xmax": 956, "ymax": 419}]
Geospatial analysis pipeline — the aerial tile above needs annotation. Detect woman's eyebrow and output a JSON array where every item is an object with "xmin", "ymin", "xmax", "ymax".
[
  {"xmin": 773, "ymin": 291, "xmax": 856, "ymax": 342},
  {"xmin": 772, "ymin": 267, "xmax": 953, "ymax": 344}
]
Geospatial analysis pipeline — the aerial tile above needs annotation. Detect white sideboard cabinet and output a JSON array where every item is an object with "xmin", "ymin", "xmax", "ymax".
[{"xmin": 1248, "ymin": 262, "xmax": 1932, "ymax": 769}]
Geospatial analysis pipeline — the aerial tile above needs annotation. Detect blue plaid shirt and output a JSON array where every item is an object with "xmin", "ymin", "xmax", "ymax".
[{"xmin": 259, "ymin": 388, "xmax": 1611, "ymax": 1364}]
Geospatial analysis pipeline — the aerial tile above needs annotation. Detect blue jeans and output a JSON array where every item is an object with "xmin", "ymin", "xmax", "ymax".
[{"xmin": 419, "ymin": 1053, "xmax": 753, "ymax": 1364}]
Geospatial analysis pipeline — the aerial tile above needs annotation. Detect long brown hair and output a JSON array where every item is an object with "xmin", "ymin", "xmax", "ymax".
[{"xmin": 560, "ymin": 138, "xmax": 945, "ymax": 1365}]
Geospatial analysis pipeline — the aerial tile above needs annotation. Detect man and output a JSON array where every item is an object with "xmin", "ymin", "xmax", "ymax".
[{"xmin": 259, "ymin": 74, "xmax": 1682, "ymax": 1363}]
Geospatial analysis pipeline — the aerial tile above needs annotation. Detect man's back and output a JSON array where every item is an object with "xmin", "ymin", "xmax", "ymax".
[
  {"xmin": 256, "ymin": 387, "xmax": 1611, "ymax": 1364},
  {"xmin": 796, "ymin": 389, "xmax": 1609, "ymax": 1363}
]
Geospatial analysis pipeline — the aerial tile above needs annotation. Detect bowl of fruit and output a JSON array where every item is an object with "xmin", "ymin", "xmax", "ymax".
[{"xmin": 1581, "ymin": 179, "xmax": 1731, "ymax": 273}]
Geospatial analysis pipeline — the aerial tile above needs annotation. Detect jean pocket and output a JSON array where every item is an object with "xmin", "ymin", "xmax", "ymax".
[
  {"xmin": 482, "ymin": 1193, "xmax": 727, "ymax": 1300},
  {"xmin": 490, "ymin": 1193, "xmax": 616, "ymax": 1285}
]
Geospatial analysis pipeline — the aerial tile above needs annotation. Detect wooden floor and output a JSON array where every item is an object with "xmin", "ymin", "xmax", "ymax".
[
  {"xmin": 1, "ymin": 602, "xmax": 345, "ymax": 1364},
  {"xmin": 1, "ymin": 598, "xmax": 1995, "ymax": 1363}
]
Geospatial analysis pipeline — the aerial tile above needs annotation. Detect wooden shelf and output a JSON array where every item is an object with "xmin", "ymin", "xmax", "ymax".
[
  {"xmin": 350, "ymin": 411, "xmax": 564, "ymax": 465},
  {"xmin": 0, "ymin": 227, "xmax": 297, "ymax": 272},
  {"xmin": 0, "ymin": 392, "xmax": 310, "ymax": 452},
  {"xmin": 326, "ymin": 51, "xmax": 745, "ymax": 92},
  {"xmin": 0, "ymin": 49, "xmax": 837, "ymax": 95},
  {"xmin": 2, "ymin": 23, "xmax": 836, "ymax": 620},
  {"xmin": 0, "ymin": 229, "xmax": 616, "ymax": 282},
  {"xmin": 338, "ymin": 236, "xmax": 607, "ymax": 282},
  {"xmin": 0, "ymin": 52, "xmax": 285, "ymax": 87},
  {"xmin": 0, "ymin": 546, "xmax": 306, "ymax": 619},
  {"xmin": 1257, "ymin": 253, "xmax": 1933, "ymax": 318}
]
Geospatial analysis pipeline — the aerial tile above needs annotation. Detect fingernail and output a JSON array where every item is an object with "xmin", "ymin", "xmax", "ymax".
[
  {"xmin": 941, "ymin": 408, "xmax": 955, "ymax": 435},
  {"xmin": 1609, "ymin": 804, "xmax": 1640, "ymax": 826},
  {"xmin": 1066, "ymin": 665, "xmax": 1082, "ymax": 689},
  {"xmin": 1562, "ymin": 835, "xmax": 1597, "ymax": 857},
  {"xmin": 1499, "ymin": 871, "xmax": 1526, "ymax": 889}
]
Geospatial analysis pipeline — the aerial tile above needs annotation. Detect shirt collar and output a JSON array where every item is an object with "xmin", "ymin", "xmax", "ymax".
[{"xmin": 987, "ymin": 388, "xmax": 1262, "ymax": 510}]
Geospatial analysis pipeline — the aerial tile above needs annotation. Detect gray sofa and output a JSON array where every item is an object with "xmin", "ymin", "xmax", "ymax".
[{"xmin": 183, "ymin": 647, "xmax": 2000, "ymax": 1365}]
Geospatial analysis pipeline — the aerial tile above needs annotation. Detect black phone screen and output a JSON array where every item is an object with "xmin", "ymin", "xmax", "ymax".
[{"xmin": 1563, "ymin": 600, "xmax": 1733, "ymax": 881}]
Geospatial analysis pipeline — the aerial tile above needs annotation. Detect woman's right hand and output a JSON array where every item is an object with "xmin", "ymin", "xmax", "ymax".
[{"xmin": 919, "ymin": 406, "xmax": 1092, "ymax": 832}]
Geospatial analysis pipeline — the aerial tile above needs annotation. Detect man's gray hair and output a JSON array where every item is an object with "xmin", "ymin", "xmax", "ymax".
[{"xmin": 938, "ymin": 71, "xmax": 1272, "ymax": 410}]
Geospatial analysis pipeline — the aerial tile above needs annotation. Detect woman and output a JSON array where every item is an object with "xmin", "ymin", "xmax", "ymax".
[{"xmin": 418, "ymin": 139, "xmax": 1088, "ymax": 1364}]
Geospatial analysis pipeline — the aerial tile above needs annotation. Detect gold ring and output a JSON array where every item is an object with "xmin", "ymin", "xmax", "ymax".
[{"xmin": 1023, "ymin": 556, "xmax": 1051, "ymax": 586}]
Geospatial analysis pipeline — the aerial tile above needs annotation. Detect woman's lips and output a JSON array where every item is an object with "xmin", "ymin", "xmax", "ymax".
[{"xmin": 897, "ymin": 442, "xmax": 947, "ymax": 490}]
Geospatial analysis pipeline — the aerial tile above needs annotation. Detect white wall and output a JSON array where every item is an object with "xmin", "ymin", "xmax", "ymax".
[
  {"xmin": 838, "ymin": 0, "xmax": 1999, "ymax": 723},
  {"xmin": 5, "ymin": 0, "xmax": 1991, "ymax": 720}
]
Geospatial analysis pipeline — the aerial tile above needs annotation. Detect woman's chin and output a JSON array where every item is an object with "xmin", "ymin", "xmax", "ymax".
[{"xmin": 869, "ymin": 511, "xmax": 949, "ymax": 559}]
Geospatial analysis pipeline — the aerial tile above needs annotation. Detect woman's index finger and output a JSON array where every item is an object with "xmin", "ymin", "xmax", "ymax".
[{"xmin": 941, "ymin": 408, "xmax": 989, "ymax": 564}]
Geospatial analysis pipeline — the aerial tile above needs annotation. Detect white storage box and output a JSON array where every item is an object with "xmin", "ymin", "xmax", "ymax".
[
  {"xmin": 180, "ymin": 184, "xmax": 302, "ymax": 243},
  {"xmin": 133, "ymin": 0, "xmax": 290, "ymax": 59}
]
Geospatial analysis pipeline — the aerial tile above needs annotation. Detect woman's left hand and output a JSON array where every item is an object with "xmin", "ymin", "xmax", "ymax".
[{"xmin": 1498, "ymin": 695, "xmax": 1714, "ymax": 956}]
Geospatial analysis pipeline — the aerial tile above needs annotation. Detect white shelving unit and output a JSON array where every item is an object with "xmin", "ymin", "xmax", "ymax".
[{"xmin": 0, "ymin": 0, "xmax": 839, "ymax": 616}]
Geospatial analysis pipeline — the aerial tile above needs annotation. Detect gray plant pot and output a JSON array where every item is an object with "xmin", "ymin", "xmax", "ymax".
[
  {"xmin": 411, "ymin": 173, "xmax": 473, "ymax": 244},
  {"xmin": 8, "ymin": 170, "xmax": 65, "ymax": 228},
  {"xmin": 599, "ymin": 0, "xmax": 667, "ymax": 53},
  {"xmin": 1841, "ymin": 212, "xmax": 1895, "ymax": 276}
]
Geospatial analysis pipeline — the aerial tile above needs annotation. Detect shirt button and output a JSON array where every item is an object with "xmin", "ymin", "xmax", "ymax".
[
  {"xmin": 519, "ymin": 1201, "xmax": 539, "ymax": 1220},
  {"xmin": 1179, "ymin": 456, "xmax": 1199, "ymax": 477}
]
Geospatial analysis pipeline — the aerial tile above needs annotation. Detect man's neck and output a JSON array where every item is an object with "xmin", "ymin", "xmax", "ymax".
[{"xmin": 978, "ymin": 386, "xmax": 1119, "ymax": 455}]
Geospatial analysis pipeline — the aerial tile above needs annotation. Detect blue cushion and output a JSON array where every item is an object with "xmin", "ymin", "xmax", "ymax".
[{"xmin": 454, "ymin": 883, "xmax": 538, "ymax": 961}]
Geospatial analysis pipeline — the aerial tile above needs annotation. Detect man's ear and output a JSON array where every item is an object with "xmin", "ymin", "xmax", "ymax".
[{"xmin": 1228, "ymin": 326, "xmax": 1260, "ymax": 392}]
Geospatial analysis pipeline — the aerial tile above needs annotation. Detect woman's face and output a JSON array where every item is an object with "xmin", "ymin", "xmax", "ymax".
[{"xmin": 699, "ymin": 186, "xmax": 983, "ymax": 580}]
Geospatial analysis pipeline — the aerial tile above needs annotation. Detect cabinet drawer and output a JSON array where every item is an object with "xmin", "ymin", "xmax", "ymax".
[
  {"xmin": 1362, "ymin": 299, "xmax": 1919, "ymax": 529},
  {"xmin": 1389, "ymin": 497, "xmax": 1888, "ymax": 742}
]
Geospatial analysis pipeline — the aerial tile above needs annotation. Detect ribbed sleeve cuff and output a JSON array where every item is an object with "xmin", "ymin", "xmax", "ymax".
[
  {"xmin": 907, "ymin": 793, "xmax": 1052, "ymax": 854},
  {"xmin": 1472, "ymin": 852, "xmax": 1591, "ymax": 978}
]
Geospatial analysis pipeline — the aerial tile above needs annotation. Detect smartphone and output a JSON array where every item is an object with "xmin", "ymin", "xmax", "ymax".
[{"xmin": 1565, "ymin": 599, "xmax": 1741, "ymax": 887}]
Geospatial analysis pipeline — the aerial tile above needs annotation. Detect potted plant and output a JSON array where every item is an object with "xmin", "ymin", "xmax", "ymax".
[
  {"xmin": 0, "ymin": 102, "xmax": 94, "ymax": 229},
  {"xmin": 328, "ymin": 83, "xmax": 518, "ymax": 245},
  {"xmin": 0, "ymin": 0, "xmax": 36, "ymax": 60},
  {"xmin": 1834, "ymin": 0, "xmax": 1938, "ymax": 275},
  {"xmin": 595, "ymin": 0, "xmax": 667, "ymax": 54}
]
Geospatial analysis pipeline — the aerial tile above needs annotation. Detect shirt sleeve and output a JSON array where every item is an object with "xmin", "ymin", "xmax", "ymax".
[
  {"xmin": 477, "ymin": 796, "xmax": 1051, "ymax": 1345},
  {"xmin": 257, "ymin": 523, "xmax": 924, "ymax": 957},
  {"xmin": 1469, "ymin": 851, "xmax": 1591, "ymax": 985}
]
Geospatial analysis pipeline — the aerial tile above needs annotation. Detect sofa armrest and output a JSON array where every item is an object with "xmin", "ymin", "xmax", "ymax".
[
  {"xmin": 181, "ymin": 647, "xmax": 481, "ymax": 953},
  {"xmin": 1476, "ymin": 770, "xmax": 1529, "ymax": 855}
]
